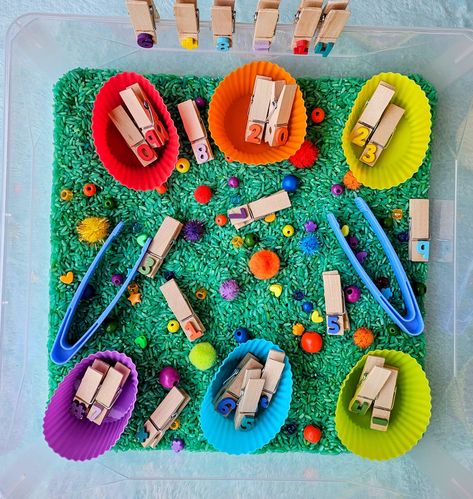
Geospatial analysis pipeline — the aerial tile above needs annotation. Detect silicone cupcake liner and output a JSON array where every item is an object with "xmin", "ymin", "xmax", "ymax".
[
  {"xmin": 342, "ymin": 72, "xmax": 432, "ymax": 190},
  {"xmin": 335, "ymin": 349, "xmax": 431, "ymax": 460},
  {"xmin": 208, "ymin": 61, "xmax": 307, "ymax": 165},
  {"xmin": 43, "ymin": 351, "xmax": 139, "ymax": 461},
  {"xmin": 92, "ymin": 72, "xmax": 179, "ymax": 190},
  {"xmin": 200, "ymin": 339, "xmax": 293, "ymax": 455}
]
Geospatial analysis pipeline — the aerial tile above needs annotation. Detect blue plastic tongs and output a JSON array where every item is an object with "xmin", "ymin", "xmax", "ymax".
[
  {"xmin": 50, "ymin": 221, "xmax": 152, "ymax": 365},
  {"xmin": 326, "ymin": 197, "xmax": 424, "ymax": 336}
]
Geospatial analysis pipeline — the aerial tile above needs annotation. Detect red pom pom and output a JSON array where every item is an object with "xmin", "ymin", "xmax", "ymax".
[
  {"xmin": 289, "ymin": 140, "xmax": 318, "ymax": 169},
  {"xmin": 194, "ymin": 185, "xmax": 212, "ymax": 204}
]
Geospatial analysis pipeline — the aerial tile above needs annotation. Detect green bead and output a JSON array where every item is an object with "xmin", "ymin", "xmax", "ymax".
[
  {"xmin": 103, "ymin": 197, "xmax": 116, "ymax": 209},
  {"xmin": 136, "ymin": 233, "xmax": 149, "ymax": 247},
  {"xmin": 134, "ymin": 335, "xmax": 148, "ymax": 349},
  {"xmin": 381, "ymin": 217, "xmax": 393, "ymax": 229},
  {"xmin": 387, "ymin": 324, "xmax": 400, "ymax": 335},
  {"xmin": 243, "ymin": 233, "xmax": 258, "ymax": 248},
  {"xmin": 413, "ymin": 281, "xmax": 427, "ymax": 297},
  {"xmin": 104, "ymin": 319, "xmax": 119, "ymax": 333}
]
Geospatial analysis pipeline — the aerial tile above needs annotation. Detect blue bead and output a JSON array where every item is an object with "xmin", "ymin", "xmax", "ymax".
[
  {"xmin": 259, "ymin": 394, "xmax": 269, "ymax": 409},
  {"xmin": 302, "ymin": 301, "xmax": 313, "ymax": 313},
  {"xmin": 163, "ymin": 270, "xmax": 176, "ymax": 281},
  {"xmin": 81, "ymin": 284, "xmax": 95, "ymax": 301},
  {"xmin": 234, "ymin": 327, "xmax": 249, "ymax": 343},
  {"xmin": 230, "ymin": 194, "xmax": 241, "ymax": 205},
  {"xmin": 293, "ymin": 290, "xmax": 305, "ymax": 301},
  {"xmin": 281, "ymin": 174, "xmax": 299, "ymax": 192}
]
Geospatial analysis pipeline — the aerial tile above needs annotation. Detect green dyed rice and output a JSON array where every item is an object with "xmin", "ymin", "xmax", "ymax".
[{"xmin": 49, "ymin": 68, "xmax": 436, "ymax": 454}]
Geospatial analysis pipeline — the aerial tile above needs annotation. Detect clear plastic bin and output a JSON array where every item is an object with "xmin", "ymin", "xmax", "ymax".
[{"xmin": 1, "ymin": 13, "xmax": 473, "ymax": 498}]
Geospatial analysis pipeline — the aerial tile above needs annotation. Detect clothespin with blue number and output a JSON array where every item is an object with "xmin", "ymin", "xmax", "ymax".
[
  {"xmin": 408, "ymin": 199, "xmax": 430, "ymax": 262},
  {"xmin": 327, "ymin": 197, "xmax": 424, "ymax": 336},
  {"xmin": 211, "ymin": 0, "xmax": 236, "ymax": 52}
]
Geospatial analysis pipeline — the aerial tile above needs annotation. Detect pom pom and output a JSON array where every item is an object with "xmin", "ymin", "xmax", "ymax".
[
  {"xmin": 183, "ymin": 220, "xmax": 205, "ymax": 242},
  {"xmin": 77, "ymin": 217, "xmax": 110, "ymax": 244},
  {"xmin": 248, "ymin": 249, "xmax": 280, "ymax": 280},
  {"xmin": 188, "ymin": 342, "xmax": 217, "ymax": 370},
  {"xmin": 289, "ymin": 140, "xmax": 318, "ymax": 169},
  {"xmin": 194, "ymin": 185, "xmax": 212, "ymax": 204},
  {"xmin": 219, "ymin": 279, "xmax": 240, "ymax": 301},
  {"xmin": 353, "ymin": 327, "xmax": 374, "ymax": 348},
  {"xmin": 343, "ymin": 171, "xmax": 362, "ymax": 190},
  {"xmin": 300, "ymin": 235, "xmax": 320, "ymax": 255}
]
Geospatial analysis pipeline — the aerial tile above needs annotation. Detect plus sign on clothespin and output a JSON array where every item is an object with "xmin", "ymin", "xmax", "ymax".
[
  {"xmin": 211, "ymin": 0, "xmax": 236, "ymax": 51},
  {"xmin": 253, "ymin": 0, "xmax": 280, "ymax": 52},
  {"xmin": 174, "ymin": 0, "xmax": 200, "ymax": 50}
]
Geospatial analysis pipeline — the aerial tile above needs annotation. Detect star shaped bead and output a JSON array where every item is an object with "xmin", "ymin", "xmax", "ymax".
[{"xmin": 128, "ymin": 292, "xmax": 142, "ymax": 306}]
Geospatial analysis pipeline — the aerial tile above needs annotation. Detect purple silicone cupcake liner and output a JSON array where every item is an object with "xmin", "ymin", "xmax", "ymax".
[{"xmin": 43, "ymin": 350, "xmax": 138, "ymax": 461}]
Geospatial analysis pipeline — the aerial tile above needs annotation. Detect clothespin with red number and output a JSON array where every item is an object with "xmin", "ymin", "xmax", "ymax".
[
  {"xmin": 292, "ymin": 0, "xmax": 323, "ymax": 55},
  {"xmin": 174, "ymin": 0, "xmax": 200, "ymax": 50}
]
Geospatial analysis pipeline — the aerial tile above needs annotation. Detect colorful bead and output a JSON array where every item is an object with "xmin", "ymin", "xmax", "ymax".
[
  {"xmin": 243, "ymin": 233, "xmax": 258, "ymax": 248},
  {"xmin": 195, "ymin": 287, "xmax": 207, "ymax": 300},
  {"xmin": 231, "ymin": 236, "xmax": 244, "ymax": 248},
  {"xmin": 353, "ymin": 327, "xmax": 374, "ymax": 348},
  {"xmin": 344, "ymin": 285, "xmax": 361, "ymax": 303},
  {"xmin": 282, "ymin": 422, "xmax": 298, "ymax": 435},
  {"xmin": 347, "ymin": 236, "xmax": 359, "ymax": 249},
  {"xmin": 156, "ymin": 184, "xmax": 167, "ymax": 194},
  {"xmin": 264, "ymin": 213, "xmax": 276, "ymax": 223},
  {"xmin": 215, "ymin": 214, "xmax": 228, "ymax": 226},
  {"xmin": 219, "ymin": 279, "xmax": 240, "ymax": 301},
  {"xmin": 301, "ymin": 332, "xmax": 323, "ymax": 353},
  {"xmin": 81, "ymin": 284, "xmax": 95, "ymax": 300},
  {"xmin": 392, "ymin": 208, "xmax": 403, "ymax": 220},
  {"xmin": 195, "ymin": 96, "xmax": 206, "ymax": 109},
  {"xmin": 282, "ymin": 225, "xmax": 295, "ymax": 237},
  {"xmin": 234, "ymin": 327, "xmax": 249, "ymax": 343},
  {"xmin": 269, "ymin": 283, "xmax": 283, "ymax": 297},
  {"xmin": 60, "ymin": 189, "xmax": 73, "ymax": 201},
  {"xmin": 304, "ymin": 424, "xmax": 322, "ymax": 443},
  {"xmin": 134, "ymin": 335, "xmax": 148, "ymax": 349},
  {"xmin": 170, "ymin": 419, "xmax": 180, "ymax": 430},
  {"xmin": 381, "ymin": 216, "xmax": 393, "ymax": 229},
  {"xmin": 310, "ymin": 107, "xmax": 325, "ymax": 123},
  {"xmin": 171, "ymin": 438, "xmax": 185, "ymax": 453},
  {"xmin": 128, "ymin": 292, "xmax": 141, "ymax": 305},
  {"xmin": 111, "ymin": 273, "xmax": 124, "ymax": 286},
  {"xmin": 282, "ymin": 174, "xmax": 299, "ymax": 192},
  {"xmin": 228, "ymin": 176, "xmax": 240, "ymax": 188},
  {"xmin": 413, "ymin": 282, "xmax": 427, "ymax": 296},
  {"xmin": 103, "ymin": 197, "xmax": 116, "ymax": 209},
  {"xmin": 159, "ymin": 366, "xmax": 181, "ymax": 389},
  {"xmin": 387, "ymin": 324, "xmax": 400, "ymax": 335},
  {"xmin": 175, "ymin": 157, "xmax": 191, "ymax": 173},
  {"xmin": 194, "ymin": 185, "xmax": 212, "ymax": 204},
  {"xmin": 104, "ymin": 319, "xmax": 119, "ymax": 333},
  {"xmin": 128, "ymin": 282, "xmax": 139, "ymax": 294},
  {"xmin": 304, "ymin": 220, "xmax": 317, "ymax": 232},
  {"xmin": 381, "ymin": 287, "xmax": 393, "ymax": 300},
  {"xmin": 356, "ymin": 251, "xmax": 368, "ymax": 264},
  {"xmin": 136, "ymin": 233, "xmax": 149, "ymax": 247},
  {"xmin": 293, "ymin": 290, "xmax": 305, "ymax": 301},
  {"xmin": 292, "ymin": 323, "xmax": 305, "ymax": 336},
  {"xmin": 331, "ymin": 183, "xmax": 344, "ymax": 196},
  {"xmin": 167, "ymin": 320, "xmax": 180, "ymax": 333},
  {"xmin": 83, "ymin": 183, "xmax": 97, "ymax": 196},
  {"xmin": 230, "ymin": 194, "xmax": 241, "ymax": 205},
  {"xmin": 341, "ymin": 225, "xmax": 349, "ymax": 237},
  {"xmin": 132, "ymin": 222, "xmax": 143, "ymax": 234},
  {"xmin": 397, "ymin": 231, "xmax": 409, "ymax": 243},
  {"xmin": 136, "ymin": 426, "xmax": 149, "ymax": 443},
  {"xmin": 188, "ymin": 342, "xmax": 217, "ymax": 370},
  {"xmin": 310, "ymin": 310, "xmax": 323, "ymax": 323},
  {"xmin": 163, "ymin": 270, "xmax": 176, "ymax": 281},
  {"xmin": 302, "ymin": 301, "xmax": 314, "ymax": 313},
  {"xmin": 59, "ymin": 271, "xmax": 74, "ymax": 284}
]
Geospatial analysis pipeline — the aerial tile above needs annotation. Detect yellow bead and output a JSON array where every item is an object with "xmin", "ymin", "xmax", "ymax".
[
  {"xmin": 175, "ymin": 158, "xmax": 190, "ymax": 173},
  {"xmin": 341, "ymin": 225, "xmax": 349, "ymax": 237},
  {"xmin": 231, "ymin": 236, "xmax": 243, "ymax": 248},
  {"xmin": 181, "ymin": 37, "xmax": 198, "ymax": 50},
  {"xmin": 60, "ymin": 189, "xmax": 73, "ymax": 201},
  {"xmin": 196, "ymin": 287, "xmax": 207, "ymax": 300},
  {"xmin": 167, "ymin": 320, "xmax": 180, "ymax": 333},
  {"xmin": 170, "ymin": 419, "xmax": 180, "ymax": 430},
  {"xmin": 292, "ymin": 323, "xmax": 305, "ymax": 336},
  {"xmin": 282, "ymin": 225, "xmax": 295, "ymax": 237},
  {"xmin": 311, "ymin": 310, "xmax": 324, "ymax": 323},
  {"xmin": 392, "ymin": 209, "xmax": 403, "ymax": 220},
  {"xmin": 264, "ymin": 213, "xmax": 276, "ymax": 223},
  {"xmin": 269, "ymin": 283, "xmax": 283, "ymax": 297},
  {"xmin": 127, "ymin": 282, "xmax": 139, "ymax": 295}
]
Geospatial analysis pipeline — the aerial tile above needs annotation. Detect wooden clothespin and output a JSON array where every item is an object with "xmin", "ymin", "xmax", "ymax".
[
  {"xmin": 126, "ymin": 0, "xmax": 159, "ymax": 48},
  {"xmin": 314, "ymin": 0, "xmax": 350, "ymax": 57},
  {"xmin": 227, "ymin": 190, "xmax": 291, "ymax": 230},
  {"xmin": 292, "ymin": 0, "xmax": 323, "ymax": 55},
  {"xmin": 245, "ymin": 76, "xmax": 273, "ymax": 144},
  {"xmin": 265, "ymin": 83, "xmax": 297, "ymax": 146},
  {"xmin": 108, "ymin": 105, "xmax": 157, "ymax": 166},
  {"xmin": 260, "ymin": 350, "xmax": 285, "ymax": 408},
  {"xmin": 160, "ymin": 278, "xmax": 205, "ymax": 341},
  {"xmin": 350, "ymin": 362, "xmax": 392, "ymax": 415},
  {"xmin": 174, "ymin": 0, "xmax": 199, "ymax": 50},
  {"xmin": 322, "ymin": 270, "xmax": 350, "ymax": 335},
  {"xmin": 409, "ymin": 199, "xmax": 430, "ymax": 262},
  {"xmin": 71, "ymin": 360, "xmax": 130, "ymax": 425},
  {"xmin": 139, "ymin": 387, "xmax": 190, "ymax": 448},
  {"xmin": 349, "ymin": 81, "xmax": 395, "ymax": 148},
  {"xmin": 371, "ymin": 366, "xmax": 398, "ymax": 431},
  {"xmin": 253, "ymin": 0, "xmax": 280, "ymax": 52},
  {"xmin": 214, "ymin": 353, "xmax": 263, "ymax": 416},
  {"xmin": 177, "ymin": 99, "xmax": 214, "ymax": 164},
  {"xmin": 234, "ymin": 369, "xmax": 265, "ymax": 431},
  {"xmin": 120, "ymin": 83, "xmax": 168, "ymax": 148},
  {"xmin": 211, "ymin": 0, "xmax": 236, "ymax": 51},
  {"xmin": 138, "ymin": 216, "xmax": 183, "ymax": 278},
  {"xmin": 360, "ymin": 104, "xmax": 405, "ymax": 166}
]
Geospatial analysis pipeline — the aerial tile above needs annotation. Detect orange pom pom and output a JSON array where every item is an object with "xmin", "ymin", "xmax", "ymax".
[
  {"xmin": 353, "ymin": 327, "xmax": 374, "ymax": 348},
  {"xmin": 343, "ymin": 171, "xmax": 362, "ymax": 190},
  {"xmin": 248, "ymin": 250, "xmax": 280, "ymax": 280}
]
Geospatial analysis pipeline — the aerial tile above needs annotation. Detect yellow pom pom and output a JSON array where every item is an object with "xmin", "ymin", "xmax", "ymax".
[{"xmin": 77, "ymin": 217, "xmax": 110, "ymax": 244}]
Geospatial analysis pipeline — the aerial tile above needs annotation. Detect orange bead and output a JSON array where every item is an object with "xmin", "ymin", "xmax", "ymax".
[
  {"xmin": 304, "ymin": 424, "xmax": 322, "ymax": 443},
  {"xmin": 215, "ymin": 214, "xmax": 228, "ymax": 226},
  {"xmin": 301, "ymin": 332, "xmax": 323, "ymax": 353},
  {"xmin": 311, "ymin": 108, "xmax": 325, "ymax": 124},
  {"xmin": 83, "ymin": 183, "xmax": 97, "ymax": 196},
  {"xmin": 156, "ymin": 184, "xmax": 167, "ymax": 194}
]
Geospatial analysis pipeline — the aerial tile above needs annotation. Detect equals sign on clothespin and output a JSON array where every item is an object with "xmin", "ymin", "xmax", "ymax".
[{"xmin": 211, "ymin": 0, "xmax": 236, "ymax": 51}]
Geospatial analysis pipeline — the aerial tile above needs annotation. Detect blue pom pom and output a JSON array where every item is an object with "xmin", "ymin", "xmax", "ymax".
[{"xmin": 300, "ymin": 235, "xmax": 320, "ymax": 255}]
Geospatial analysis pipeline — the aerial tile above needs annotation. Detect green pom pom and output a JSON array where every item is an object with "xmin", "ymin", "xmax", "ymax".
[{"xmin": 188, "ymin": 342, "xmax": 217, "ymax": 371}]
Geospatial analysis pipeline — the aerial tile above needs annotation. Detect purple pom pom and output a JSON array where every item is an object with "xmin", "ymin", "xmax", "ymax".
[
  {"xmin": 300, "ymin": 235, "xmax": 320, "ymax": 255},
  {"xmin": 219, "ymin": 279, "xmax": 240, "ymax": 301},
  {"xmin": 183, "ymin": 220, "xmax": 205, "ymax": 242}
]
